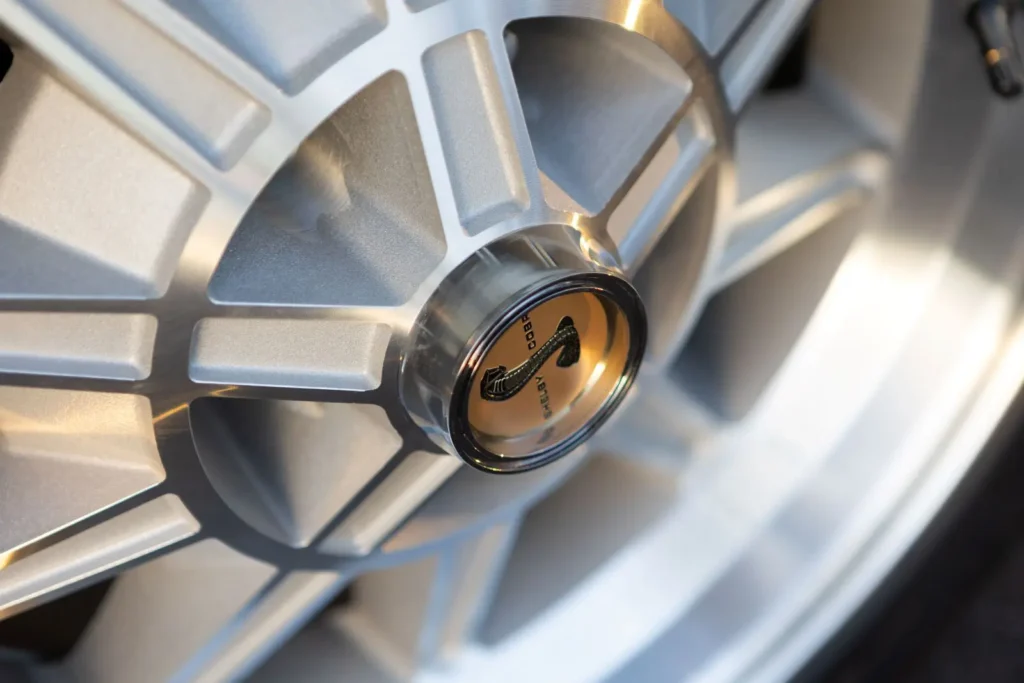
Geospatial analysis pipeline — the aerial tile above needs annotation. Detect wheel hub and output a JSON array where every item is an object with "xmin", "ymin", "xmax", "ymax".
[{"xmin": 402, "ymin": 225, "xmax": 646, "ymax": 473}]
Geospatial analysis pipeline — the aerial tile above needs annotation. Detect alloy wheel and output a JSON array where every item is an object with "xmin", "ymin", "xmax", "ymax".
[{"xmin": 0, "ymin": 0, "xmax": 1022, "ymax": 682}]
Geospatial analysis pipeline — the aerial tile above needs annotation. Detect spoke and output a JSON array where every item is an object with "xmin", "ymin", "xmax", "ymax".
[
  {"xmin": 598, "ymin": 376, "xmax": 720, "ymax": 469},
  {"xmin": 176, "ymin": 301, "xmax": 408, "ymax": 406},
  {"xmin": 195, "ymin": 571, "xmax": 347, "ymax": 683},
  {"xmin": 416, "ymin": 29, "xmax": 536, "ymax": 240},
  {"xmin": 712, "ymin": 90, "xmax": 887, "ymax": 292},
  {"xmin": 0, "ymin": 44, "xmax": 211, "ymax": 303},
  {"xmin": 0, "ymin": 298, "xmax": 153, "ymax": 314},
  {"xmin": 116, "ymin": 0, "xmax": 289, "ymax": 106},
  {"xmin": 0, "ymin": 494, "xmax": 197, "ymax": 621},
  {"xmin": 125, "ymin": 0, "xmax": 386, "ymax": 100},
  {"xmin": 510, "ymin": 18, "xmax": 693, "ymax": 218},
  {"xmin": 607, "ymin": 105, "xmax": 716, "ymax": 272},
  {"xmin": 0, "ymin": 0, "xmax": 268, "ymax": 175},
  {"xmin": 0, "ymin": 373, "xmax": 146, "ymax": 394},
  {"xmin": 189, "ymin": 317, "xmax": 392, "ymax": 394},
  {"xmin": 428, "ymin": 522, "xmax": 521, "ymax": 663},
  {"xmin": 62, "ymin": 539, "xmax": 278, "ymax": 683},
  {"xmin": 473, "ymin": 456, "xmax": 682, "ymax": 655},
  {"xmin": 0, "ymin": 313, "xmax": 156, "ymax": 382},
  {"xmin": 319, "ymin": 451, "xmax": 463, "ymax": 557},
  {"xmin": 712, "ymin": 154, "xmax": 881, "ymax": 291},
  {"xmin": 327, "ymin": 522, "xmax": 522, "ymax": 674},
  {"xmin": 599, "ymin": 94, "xmax": 698, "ymax": 225},
  {"xmin": 188, "ymin": 398, "xmax": 406, "ymax": 549},
  {"xmin": 718, "ymin": 0, "xmax": 819, "ymax": 111},
  {"xmin": 0, "ymin": 388, "xmax": 165, "ymax": 558}
]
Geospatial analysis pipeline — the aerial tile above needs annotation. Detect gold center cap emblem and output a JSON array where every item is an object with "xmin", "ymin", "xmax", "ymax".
[
  {"xmin": 466, "ymin": 290, "xmax": 632, "ymax": 460},
  {"xmin": 448, "ymin": 274, "xmax": 645, "ymax": 474},
  {"xmin": 400, "ymin": 226, "xmax": 646, "ymax": 475}
]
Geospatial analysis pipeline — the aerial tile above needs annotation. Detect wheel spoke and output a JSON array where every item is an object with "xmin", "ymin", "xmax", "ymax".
[
  {"xmin": 712, "ymin": 90, "xmax": 886, "ymax": 292},
  {"xmin": 599, "ymin": 376, "xmax": 719, "ymax": 468},
  {"xmin": 718, "ymin": 0, "xmax": 819, "ymax": 110},
  {"xmin": 116, "ymin": 0, "xmax": 290, "ymax": 106},
  {"xmin": 125, "ymin": 0, "xmax": 386, "ymax": 103},
  {"xmin": 62, "ymin": 539, "xmax": 278, "ymax": 683},
  {"xmin": 189, "ymin": 317, "xmax": 392, "ymax": 394},
  {"xmin": 0, "ymin": 313, "xmax": 156, "ymax": 382},
  {"xmin": 607, "ymin": 105, "xmax": 716, "ymax": 272},
  {"xmin": 414, "ymin": 28, "xmax": 536, "ymax": 242},
  {"xmin": 426, "ymin": 522, "xmax": 521, "ymax": 663},
  {"xmin": 319, "ymin": 451, "xmax": 463, "ymax": 557},
  {"xmin": 599, "ymin": 93, "xmax": 698, "ymax": 226},
  {"xmin": 0, "ymin": 494, "xmax": 197, "ymax": 621},
  {"xmin": 196, "ymin": 571, "xmax": 347, "ymax": 683},
  {"xmin": 509, "ymin": 16, "xmax": 694, "ymax": 219},
  {"xmin": 188, "ymin": 398, "xmax": 408, "ymax": 549},
  {"xmin": 712, "ymin": 153, "xmax": 881, "ymax": 291},
  {"xmin": 0, "ymin": 388, "xmax": 165, "ymax": 558},
  {"xmin": 0, "ymin": 0, "xmax": 268, "ymax": 176}
]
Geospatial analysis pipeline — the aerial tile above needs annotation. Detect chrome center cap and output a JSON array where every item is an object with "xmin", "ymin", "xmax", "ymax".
[{"xmin": 402, "ymin": 226, "xmax": 646, "ymax": 473}]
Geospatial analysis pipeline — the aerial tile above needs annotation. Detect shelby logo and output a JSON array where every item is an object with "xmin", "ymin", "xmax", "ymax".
[{"xmin": 480, "ymin": 316, "xmax": 581, "ymax": 405}]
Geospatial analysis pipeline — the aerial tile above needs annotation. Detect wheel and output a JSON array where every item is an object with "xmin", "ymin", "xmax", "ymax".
[{"xmin": 0, "ymin": 0, "xmax": 1021, "ymax": 681}]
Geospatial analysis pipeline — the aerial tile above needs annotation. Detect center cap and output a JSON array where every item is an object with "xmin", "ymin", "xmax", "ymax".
[
  {"xmin": 402, "ymin": 226, "xmax": 646, "ymax": 474},
  {"xmin": 464, "ymin": 286, "xmax": 633, "ymax": 461}
]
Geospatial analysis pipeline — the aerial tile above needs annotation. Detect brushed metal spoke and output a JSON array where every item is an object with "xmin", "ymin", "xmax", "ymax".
[
  {"xmin": 0, "ymin": 373, "xmax": 149, "ymax": 395},
  {"xmin": 0, "ymin": 493, "xmax": 196, "ymax": 621},
  {"xmin": 414, "ymin": 27, "xmax": 539, "ymax": 246},
  {"xmin": 712, "ymin": 151, "xmax": 883, "ymax": 291},
  {"xmin": 598, "ymin": 93, "xmax": 699, "ymax": 229},
  {"xmin": 117, "ymin": 0, "xmax": 291, "ymax": 108},
  {"xmin": 0, "ymin": 0, "xmax": 261, "ymax": 182},
  {"xmin": 0, "ymin": 298, "xmax": 153, "ymax": 314},
  {"xmin": 195, "ymin": 571, "xmax": 348, "ymax": 683},
  {"xmin": 62, "ymin": 539, "xmax": 279, "ymax": 683},
  {"xmin": 607, "ymin": 107, "xmax": 717, "ymax": 272},
  {"xmin": 711, "ymin": 89, "xmax": 887, "ymax": 292},
  {"xmin": 718, "ymin": 0, "xmax": 819, "ymax": 111}
]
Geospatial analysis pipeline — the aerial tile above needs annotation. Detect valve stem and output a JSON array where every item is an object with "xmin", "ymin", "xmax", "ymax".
[{"xmin": 968, "ymin": 0, "xmax": 1024, "ymax": 97}]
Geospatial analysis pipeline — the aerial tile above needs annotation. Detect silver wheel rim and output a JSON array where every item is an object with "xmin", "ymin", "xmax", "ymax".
[{"xmin": 0, "ymin": 1, "xmax": 1021, "ymax": 682}]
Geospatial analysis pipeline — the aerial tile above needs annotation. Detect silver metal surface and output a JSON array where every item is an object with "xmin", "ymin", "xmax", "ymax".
[{"xmin": 0, "ymin": 0, "xmax": 1020, "ymax": 681}]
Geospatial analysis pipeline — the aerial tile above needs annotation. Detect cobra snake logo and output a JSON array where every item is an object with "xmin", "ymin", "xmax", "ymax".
[{"xmin": 480, "ymin": 316, "xmax": 581, "ymax": 401}]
